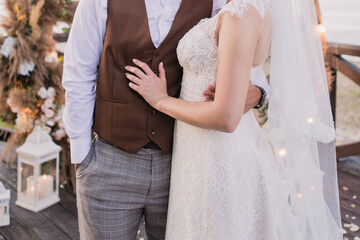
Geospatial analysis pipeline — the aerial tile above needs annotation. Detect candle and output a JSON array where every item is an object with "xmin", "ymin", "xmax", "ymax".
[
  {"xmin": 0, "ymin": 206, "xmax": 5, "ymax": 223},
  {"xmin": 40, "ymin": 175, "xmax": 54, "ymax": 198},
  {"xmin": 26, "ymin": 177, "xmax": 36, "ymax": 198},
  {"xmin": 26, "ymin": 175, "xmax": 54, "ymax": 199}
]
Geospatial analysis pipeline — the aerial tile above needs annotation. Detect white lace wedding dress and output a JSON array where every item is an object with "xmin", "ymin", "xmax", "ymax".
[{"xmin": 166, "ymin": 0, "xmax": 300, "ymax": 239}]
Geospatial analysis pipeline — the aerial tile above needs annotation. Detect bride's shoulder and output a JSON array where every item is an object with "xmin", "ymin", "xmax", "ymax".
[{"xmin": 219, "ymin": 0, "xmax": 271, "ymax": 19}]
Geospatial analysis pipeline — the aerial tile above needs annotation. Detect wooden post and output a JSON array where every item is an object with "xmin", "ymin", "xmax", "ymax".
[{"xmin": 314, "ymin": 0, "xmax": 328, "ymax": 58}]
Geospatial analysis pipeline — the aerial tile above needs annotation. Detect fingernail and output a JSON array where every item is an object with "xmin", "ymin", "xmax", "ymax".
[
  {"xmin": 132, "ymin": 59, "xmax": 137, "ymax": 63},
  {"xmin": 160, "ymin": 62, "xmax": 164, "ymax": 67},
  {"xmin": 125, "ymin": 66, "xmax": 129, "ymax": 70}
]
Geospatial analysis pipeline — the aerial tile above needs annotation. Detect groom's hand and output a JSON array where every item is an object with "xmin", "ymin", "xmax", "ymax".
[
  {"xmin": 203, "ymin": 83, "xmax": 262, "ymax": 113},
  {"xmin": 74, "ymin": 164, "xmax": 79, "ymax": 170},
  {"xmin": 203, "ymin": 85, "xmax": 216, "ymax": 102}
]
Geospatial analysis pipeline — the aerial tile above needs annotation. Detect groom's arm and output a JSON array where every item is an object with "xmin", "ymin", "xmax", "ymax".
[
  {"xmin": 203, "ymin": 69, "xmax": 269, "ymax": 113},
  {"xmin": 62, "ymin": 0, "xmax": 106, "ymax": 165}
]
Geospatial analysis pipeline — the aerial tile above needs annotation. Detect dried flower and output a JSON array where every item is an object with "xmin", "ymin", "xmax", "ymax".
[
  {"xmin": 53, "ymin": 116, "xmax": 60, "ymax": 122},
  {"xmin": 37, "ymin": 87, "xmax": 48, "ymax": 99},
  {"xmin": 0, "ymin": 36, "xmax": 16, "ymax": 57},
  {"xmin": 46, "ymin": 120, "xmax": 55, "ymax": 127},
  {"xmin": 40, "ymin": 115, "xmax": 47, "ymax": 123},
  {"xmin": 54, "ymin": 129, "xmax": 66, "ymax": 141},
  {"xmin": 47, "ymin": 87, "xmax": 56, "ymax": 98},
  {"xmin": 45, "ymin": 109, "xmax": 55, "ymax": 118},
  {"xmin": 44, "ymin": 51, "xmax": 59, "ymax": 64},
  {"xmin": 58, "ymin": 120, "xmax": 64, "ymax": 128},
  {"xmin": 350, "ymin": 224, "xmax": 359, "ymax": 232},
  {"xmin": 41, "ymin": 103, "xmax": 48, "ymax": 113},
  {"xmin": 19, "ymin": 60, "xmax": 35, "ymax": 76},
  {"xmin": 15, "ymin": 111, "xmax": 33, "ymax": 133},
  {"xmin": 42, "ymin": 126, "xmax": 51, "ymax": 134},
  {"xmin": 44, "ymin": 98, "xmax": 54, "ymax": 108}
]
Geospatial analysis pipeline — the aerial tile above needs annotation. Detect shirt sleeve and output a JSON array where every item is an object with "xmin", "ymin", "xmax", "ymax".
[
  {"xmin": 252, "ymin": 69, "xmax": 270, "ymax": 98},
  {"xmin": 212, "ymin": 0, "xmax": 227, "ymax": 17},
  {"xmin": 62, "ymin": 0, "xmax": 107, "ymax": 164}
]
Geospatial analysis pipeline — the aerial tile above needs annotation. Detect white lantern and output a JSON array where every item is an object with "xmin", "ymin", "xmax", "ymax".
[
  {"xmin": 0, "ymin": 181, "xmax": 10, "ymax": 227},
  {"xmin": 15, "ymin": 126, "xmax": 61, "ymax": 212}
]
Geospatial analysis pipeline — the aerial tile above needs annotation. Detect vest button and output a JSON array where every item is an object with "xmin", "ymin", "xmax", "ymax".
[
  {"xmin": 154, "ymin": 52, "xmax": 160, "ymax": 58},
  {"xmin": 151, "ymin": 130, "xmax": 155, "ymax": 135},
  {"xmin": 151, "ymin": 110, "xmax": 156, "ymax": 114}
]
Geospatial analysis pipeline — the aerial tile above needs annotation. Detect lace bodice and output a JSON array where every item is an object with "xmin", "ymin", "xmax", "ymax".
[{"xmin": 176, "ymin": 0, "xmax": 271, "ymax": 102}]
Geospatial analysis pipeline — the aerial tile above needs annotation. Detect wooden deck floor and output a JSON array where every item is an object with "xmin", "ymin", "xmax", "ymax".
[
  {"xmin": 0, "ymin": 142, "xmax": 359, "ymax": 239},
  {"xmin": 338, "ymin": 155, "xmax": 360, "ymax": 239}
]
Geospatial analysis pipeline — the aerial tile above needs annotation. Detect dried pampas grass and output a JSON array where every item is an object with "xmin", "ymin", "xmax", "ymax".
[
  {"xmin": 0, "ymin": 0, "xmax": 76, "ymax": 190},
  {"xmin": 29, "ymin": 0, "xmax": 45, "ymax": 42}
]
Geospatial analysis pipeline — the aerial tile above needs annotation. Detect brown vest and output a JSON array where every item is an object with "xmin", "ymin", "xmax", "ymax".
[{"xmin": 92, "ymin": 0, "xmax": 213, "ymax": 154}]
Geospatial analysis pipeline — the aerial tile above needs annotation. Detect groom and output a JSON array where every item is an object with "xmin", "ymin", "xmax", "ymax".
[{"xmin": 62, "ymin": 0, "xmax": 269, "ymax": 239}]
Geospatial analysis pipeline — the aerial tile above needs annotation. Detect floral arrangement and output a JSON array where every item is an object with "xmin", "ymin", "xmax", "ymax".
[{"xmin": 0, "ymin": 0, "xmax": 76, "ymax": 189}]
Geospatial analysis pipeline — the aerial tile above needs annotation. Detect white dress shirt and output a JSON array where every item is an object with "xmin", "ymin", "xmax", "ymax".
[{"xmin": 62, "ymin": 0, "xmax": 270, "ymax": 164}]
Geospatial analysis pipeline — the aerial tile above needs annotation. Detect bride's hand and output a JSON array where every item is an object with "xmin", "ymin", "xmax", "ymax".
[{"xmin": 125, "ymin": 59, "xmax": 169, "ymax": 109}]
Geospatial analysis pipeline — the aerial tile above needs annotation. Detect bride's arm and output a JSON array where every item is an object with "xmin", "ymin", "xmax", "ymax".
[{"xmin": 127, "ymin": 14, "xmax": 259, "ymax": 133}]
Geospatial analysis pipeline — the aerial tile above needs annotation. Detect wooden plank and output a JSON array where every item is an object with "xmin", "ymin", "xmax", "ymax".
[
  {"xmin": 327, "ymin": 42, "xmax": 360, "ymax": 57},
  {"xmin": 340, "ymin": 199, "xmax": 360, "ymax": 238},
  {"xmin": 42, "ymin": 204, "xmax": 79, "ymax": 240},
  {"xmin": 331, "ymin": 56, "xmax": 360, "ymax": 86},
  {"xmin": 337, "ymin": 169, "xmax": 360, "ymax": 189},
  {"xmin": 337, "ymin": 143, "xmax": 360, "ymax": 159},
  {"xmin": 0, "ymin": 181, "xmax": 39, "ymax": 240},
  {"xmin": 337, "ymin": 158, "xmax": 360, "ymax": 238},
  {"xmin": 57, "ymin": 189, "xmax": 78, "ymax": 218},
  {"xmin": 0, "ymin": 180, "xmax": 72, "ymax": 240},
  {"xmin": 338, "ymin": 157, "xmax": 360, "ymax": 176},
  {"xmin": 0, "ymin": 162, "xmax": 76, "ymax": 240}
]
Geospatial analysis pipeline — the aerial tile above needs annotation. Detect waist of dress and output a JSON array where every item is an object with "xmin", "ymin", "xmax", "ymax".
[{"xmin": 180, "ymin": 73, "xmax": 216, "ymax": 101}]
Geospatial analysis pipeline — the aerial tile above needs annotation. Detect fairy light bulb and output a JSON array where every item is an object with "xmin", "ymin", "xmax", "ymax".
[
  {"xmin": 297, "ymin": 193, "xmax": 303, "ymax": 198},
  {"xmin": 317, "ymin": 24, "xmax": 326, "ymax": 33},
  {"xmin": 278, "ymin": 148, "xmax": 287, "ymax": 157},
  {"xmin": 310, "ymin": 185, "xmax": 316, "ymax": 190},
  {"xmin": 307, "ymin": 118, "xmax": 315, "ymax": 124}
]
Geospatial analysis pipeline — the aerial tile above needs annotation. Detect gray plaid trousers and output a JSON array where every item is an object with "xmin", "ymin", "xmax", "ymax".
[{"xmin": 76, "ymin": 134, "xmax": 172, "ymax": 240}]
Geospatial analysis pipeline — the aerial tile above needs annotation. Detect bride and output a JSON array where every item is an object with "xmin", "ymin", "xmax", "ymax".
[{"xmin": 125, "ymin": 0, "xmax": 342, "ymax": 239}]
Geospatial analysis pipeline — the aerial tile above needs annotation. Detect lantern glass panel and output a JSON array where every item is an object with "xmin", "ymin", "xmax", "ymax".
[
  {"xmin": 39, "ymin": 158, "xmax": 56, "ymax": 199},
  {"xmin": 20, "ymin": 162, "xmax": 35, "ymax": 204},
  {"xmin": 0, "ymin": 205, "xmax": 6, "ymax": 223}
]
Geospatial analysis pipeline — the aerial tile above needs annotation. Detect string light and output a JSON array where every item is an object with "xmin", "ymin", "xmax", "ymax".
[
  {"xmin": 278, "ymin": 148, "xmax": 287, "ymax": 157},
  {"xmin": 310, "ymin": 185, "xmax": 316, "ymax": 190},
  {"xmin": 307, "ymin": 118, "xmax": 315, "ymax": 124},
  {"xmin": 298, "ymin": 193, "xmax": 303, "ymax": 198},
  {"xmin": 317, "ymin": 24, "xmax": 326, "ymax": 33}
]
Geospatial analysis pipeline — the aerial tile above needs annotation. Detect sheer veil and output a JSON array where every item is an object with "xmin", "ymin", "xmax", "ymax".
[{"xmin": 269, "ymin": 0, "xmax": 342, "ymax": 239}]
